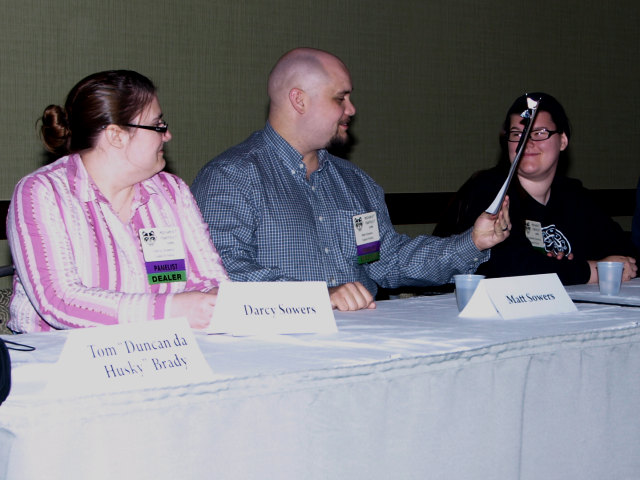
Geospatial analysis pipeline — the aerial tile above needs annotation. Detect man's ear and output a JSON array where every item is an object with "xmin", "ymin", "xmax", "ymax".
[
  {"xmin": 104, "ymin": 125, "xmax": 127, "ymax": 148},
  {"xmin": 289, "ymin": 88, "xmax": 306, "ymax": 114}
]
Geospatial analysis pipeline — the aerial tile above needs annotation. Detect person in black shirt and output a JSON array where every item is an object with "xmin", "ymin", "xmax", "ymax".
[{"xmin": 435, "ymin": 92, "xmax": 637, "ymax": 285}]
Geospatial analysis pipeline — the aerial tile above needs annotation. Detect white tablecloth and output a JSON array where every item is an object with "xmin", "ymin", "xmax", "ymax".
[
  {"xmin": 567, "ymin": 277, "xmax": 640, "ymax": 306},
  {"xmin": 1, "ymin": 284, "xmax": 640, "ymax": 480}
]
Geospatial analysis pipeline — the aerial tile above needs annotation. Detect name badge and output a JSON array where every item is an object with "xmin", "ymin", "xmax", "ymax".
[
  {"xmin": 352, "ymin": 212, "xmax": 380, "ymax": 264},
  {"xmin": 525, "ymin": 220, "xmax": 545, "ymax": 251},
  {"xmin": 459, "ymin": 273, "xmax": 577, "ymax": 320},
  {"xmin": 139, "ymin": 227, "xmax": 187, "ymax": 284}
]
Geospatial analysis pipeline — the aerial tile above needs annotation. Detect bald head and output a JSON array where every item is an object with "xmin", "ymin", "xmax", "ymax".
[
  {"xmin": 267, "ymin": 48, "xmax": 348, "ymax": 113},
  {"xmin": 266, "ymin": 48, "xmax": 355, "ymax": 158}
]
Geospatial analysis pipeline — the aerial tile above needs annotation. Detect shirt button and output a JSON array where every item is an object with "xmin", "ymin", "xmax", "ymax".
[
  {"xmin": 324, "ymin": 247, "xmax": 329, "ymax": 254},
  {"xmin": 474, "ymin": 257, "xmax": 479, "ymax": 262},
  {"xmin": 318, "ymin": 216, "xmax": 323, "ymax": 222},
  {"xmin": 291, "ymin": 169, "xmax": 296, "ymax": 175},
  {"xmin": 330, "ymin": 279, "xmax": 336, "ymax": 285},
  {"xmin": 311, "ymin": 186, "xmax": 316, "ymax": 191}
]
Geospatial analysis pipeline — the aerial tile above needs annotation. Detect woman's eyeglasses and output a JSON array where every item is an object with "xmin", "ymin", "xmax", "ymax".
[
  {"xmin": 507, "ymin": 128, "xmax": 559, "ymax": 142},
  {"xmin": 125, "ymin": 120, "xmax": 169, "ymax": 134}
]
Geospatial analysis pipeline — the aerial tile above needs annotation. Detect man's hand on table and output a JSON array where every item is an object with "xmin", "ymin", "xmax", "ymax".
[{"xmin": 329, "ymin": 282, "xmax": 376, "ymax": 311}]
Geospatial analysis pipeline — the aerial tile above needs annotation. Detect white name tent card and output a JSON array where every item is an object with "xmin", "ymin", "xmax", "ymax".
[
  {"xmin": 459, "ymin": 273, "xmax": 577, "ymax": 320},
  {"xmin": 209, "ymin": 281, "xmax": 337, "ymax": 335},
  {"xmin": 45, "ymin": 318, "xmax": 214, "ymax": 397}
]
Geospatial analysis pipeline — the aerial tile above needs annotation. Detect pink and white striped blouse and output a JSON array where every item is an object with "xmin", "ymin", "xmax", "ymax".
[{"xmin": 7, "ymin": 154, "xmax": 229, "ymax": 333}]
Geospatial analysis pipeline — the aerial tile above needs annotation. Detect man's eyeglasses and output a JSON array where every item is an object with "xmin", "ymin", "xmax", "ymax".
[
  {"xmin": 125, "ymin": 120, "xmax": 169, "ymax": 134},
  {"xmin": 507, "ymin": 128, "xmax": 559, "ymax": 143}
]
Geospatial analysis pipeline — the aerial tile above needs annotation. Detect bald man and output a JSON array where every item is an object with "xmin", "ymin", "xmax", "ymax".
[{"xmin": 192, "ymin": 47, "xmax": 510, "ymax": 311}]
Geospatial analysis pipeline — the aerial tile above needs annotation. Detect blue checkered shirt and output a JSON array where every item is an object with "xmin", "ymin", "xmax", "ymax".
[{"xmin": 192, "ymin": 123, "xmax": 487, "ymax": 296}]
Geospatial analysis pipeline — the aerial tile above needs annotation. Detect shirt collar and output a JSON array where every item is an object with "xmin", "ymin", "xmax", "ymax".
[{"xmin": 263, "ymin": 122, "xmax": 331, "ymax": 175}]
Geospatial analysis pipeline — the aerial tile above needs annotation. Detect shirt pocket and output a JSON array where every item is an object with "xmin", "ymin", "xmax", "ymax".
[{"xmin": 327, "ymin": 209, "xmax": 364, "ymax": 269}]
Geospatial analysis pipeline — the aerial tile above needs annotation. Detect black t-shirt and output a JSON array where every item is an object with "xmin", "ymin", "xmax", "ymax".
[{"xmin": 434, "ymin": 167, "xmax": 635, "ymax": 285}]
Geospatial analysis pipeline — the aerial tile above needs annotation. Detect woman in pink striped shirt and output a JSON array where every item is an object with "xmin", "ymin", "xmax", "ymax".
[{"xmin": 7, "ymin": 70, "xmax": 229, "ymax": 333}]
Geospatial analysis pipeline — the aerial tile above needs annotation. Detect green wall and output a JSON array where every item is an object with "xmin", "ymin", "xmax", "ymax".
[{"xmin": 1, "ymin": 0, "xmax": 639, "ymax": 264}]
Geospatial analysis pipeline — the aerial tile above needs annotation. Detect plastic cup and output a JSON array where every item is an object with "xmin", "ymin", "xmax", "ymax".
[
  {"xmin": 454, "ymin": 274, "xmax": 485, "ymax": 311},
  {"xmin": 597, "ymin": 262, "xmax": 623, "ymax": 296}
]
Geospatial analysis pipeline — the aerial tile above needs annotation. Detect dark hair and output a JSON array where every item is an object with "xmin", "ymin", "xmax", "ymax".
[
  {"xmin": 40, "ymin": 70, "xmax": 157, "ymax": 155},
  {"xmin": 500, "ymin": 92, "xmax": 571, "ymax": 144},
  {"xmin": 496, "ymin": 92, "xmax": 572, "ymax": 173}
]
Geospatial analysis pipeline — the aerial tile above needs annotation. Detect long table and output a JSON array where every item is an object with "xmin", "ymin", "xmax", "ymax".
[{"xmin": 1, "ymin": 282, "xmax": 640, "ymax": 479}]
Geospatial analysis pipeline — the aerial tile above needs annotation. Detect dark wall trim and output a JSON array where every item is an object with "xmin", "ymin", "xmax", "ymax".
[
  {"xmin": 0, "ymin": 188, "xmax": 636, "ymax": 240},
  {"xmin": 385, "ymin": 188, "xmax": 637, "ymax": 225},
  {"xmin": 384, "ymin": 192, "xmax": 455, "ymax": 225},
  {"xmin": 0, "ymin": 201, "xmax": 7, "ymax": 240}
]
